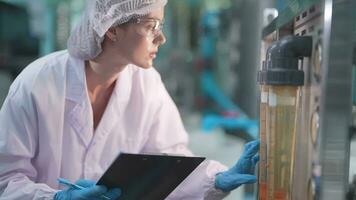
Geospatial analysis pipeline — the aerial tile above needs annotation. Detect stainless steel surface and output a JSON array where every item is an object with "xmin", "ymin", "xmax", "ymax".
[
  {"xmin": 292, "ymin": 6, "xmax": 323, "ymax": 199},
  {"xmin": 319, "ymin": 0, "xmax": 356, "ymax": 199},
  {"xmin": 294, "ymin": 3, "xmax": 322, "ymax": 32}
]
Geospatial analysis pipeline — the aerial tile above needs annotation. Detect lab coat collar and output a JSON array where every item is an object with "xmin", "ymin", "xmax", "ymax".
[
  {"xmin": 65, "ymin": 55, "xmax": 132, "ymax": 146},
  {"xmin": 66, "ymin": 55, "xmax": 132, "ymax": 104},
  {"xmin": 66, "ymin": 56, "xmax": 86, "ymax": 103},
  {"xmin": 113, "ymin": 65, "xmax": 132, "ymax": 102},
  {"xmin": 94, "ymin": 66, "xmax": 133, "ymax": 135}
]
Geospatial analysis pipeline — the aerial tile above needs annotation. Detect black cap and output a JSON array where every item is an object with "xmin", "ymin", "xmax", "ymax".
[{"xmin": 258, "ymin": 36, "xmax": 312, "ymax": 86}]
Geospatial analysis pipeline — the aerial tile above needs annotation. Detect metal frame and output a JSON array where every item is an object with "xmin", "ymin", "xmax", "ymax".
[{"xmin": 319, "ymin": 0, "xmax": 356, "ymax": 199}]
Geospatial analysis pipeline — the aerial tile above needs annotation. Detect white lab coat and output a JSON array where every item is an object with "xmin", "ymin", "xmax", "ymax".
[{"xmin": 0, "ymin": 51, "xmax": 228, "ymax": 200}]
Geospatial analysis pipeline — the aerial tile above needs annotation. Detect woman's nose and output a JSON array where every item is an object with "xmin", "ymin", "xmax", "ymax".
[{"xmin": 154, "ymin": 31, "xmax": 166, "ymax": 46}]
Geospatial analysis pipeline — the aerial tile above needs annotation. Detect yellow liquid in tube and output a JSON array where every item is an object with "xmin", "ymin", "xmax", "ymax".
[
  {"xmin": 259, "ymin": 85, "xmax": 268, "ymax": 200},
  {"xmin": 266, "ymin": 86, "xmax": 298, "ymax": 200}
]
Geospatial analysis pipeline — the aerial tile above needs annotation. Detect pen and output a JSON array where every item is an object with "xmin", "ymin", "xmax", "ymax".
[{"xmin": 57, "ymin": 178, "xmax": 111, "ymax": 200}]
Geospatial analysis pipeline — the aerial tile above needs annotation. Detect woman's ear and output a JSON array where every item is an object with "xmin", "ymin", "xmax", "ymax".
[{"xmin": 105, "ymin": 27, "xmax": 118, "ymax": 42}]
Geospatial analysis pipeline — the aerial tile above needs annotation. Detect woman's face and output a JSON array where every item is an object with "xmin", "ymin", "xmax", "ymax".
[{"xmin": 113, "ymin": 7, "xmax": 166, "ymax": 69}]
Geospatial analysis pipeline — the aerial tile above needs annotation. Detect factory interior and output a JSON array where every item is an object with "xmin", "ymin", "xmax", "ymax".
[{"xmin": 0, "ymin": 0, "xmax": 356, "ymax": 199}]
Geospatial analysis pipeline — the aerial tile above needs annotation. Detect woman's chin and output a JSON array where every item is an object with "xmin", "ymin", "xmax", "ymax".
[{"xmin": 135, "ymin": 60, "xmax": 153, "ymax": 69}]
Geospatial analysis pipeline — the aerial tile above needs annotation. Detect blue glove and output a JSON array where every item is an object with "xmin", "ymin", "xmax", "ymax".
[
  {"xmin": 215, "ymin": 140, "xmax": 260, "ymax": 192},
  {"xmin": 54, "ymin": 179, "xmax": 121, "ymax": 200}
]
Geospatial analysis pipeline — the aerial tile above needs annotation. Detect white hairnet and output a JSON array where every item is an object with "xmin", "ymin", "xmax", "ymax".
[{"xmin": 67, "ymin": 0, "xmax": 168, "ymax": 60}]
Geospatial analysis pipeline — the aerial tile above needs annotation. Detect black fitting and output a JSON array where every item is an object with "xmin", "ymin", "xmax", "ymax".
[
  {"xmin": 257, "ymin": 61, "xmax": 267, "ymax": 85},
  {"xmin": 258, "ymin": 36, "xmax": 313, "ymax": 86}
]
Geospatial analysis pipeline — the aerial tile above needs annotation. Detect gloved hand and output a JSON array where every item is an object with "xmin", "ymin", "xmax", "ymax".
[
  {"xmin": 54, "ymin": 179, "xmax": 121, "ymax": 200},
  {"xmin": 215, "ymin": 140, "xmax": 260, "ymax": 192}
]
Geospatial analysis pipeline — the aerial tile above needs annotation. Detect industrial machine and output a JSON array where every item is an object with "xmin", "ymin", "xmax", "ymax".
[{"xmin": 258, "ymin": 0, "xmax": 356, "ymax": 199}]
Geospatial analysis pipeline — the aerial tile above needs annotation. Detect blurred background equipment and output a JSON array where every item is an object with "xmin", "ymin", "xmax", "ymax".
[
  {"xmin": 0, "ymin": 0, "xmax": 85, "ymax": 107},
  {"xmin": 0, "ymin": 1, "xmax": 38, "ymax": 104},
  {"xmin": 197, "ymin": 9, "xmax": 258, "ymax": 140}
]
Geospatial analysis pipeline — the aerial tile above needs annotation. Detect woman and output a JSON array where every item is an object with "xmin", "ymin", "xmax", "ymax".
[{"xmin": 0, "ymin": 0, "xmax": 259, "ymax": 199}]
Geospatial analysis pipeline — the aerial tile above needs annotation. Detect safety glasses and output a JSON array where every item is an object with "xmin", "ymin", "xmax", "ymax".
[{"xmin": 130, "ymin": 18, "xmax": 164, "ymax": 38}]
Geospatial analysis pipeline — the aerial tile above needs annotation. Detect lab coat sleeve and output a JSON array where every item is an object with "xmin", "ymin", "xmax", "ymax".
[
  {"xmin": 141, "ymin": 72, "xmax": 229, "ymax": 200},
  {"xmin": 0, "ymin": 83, "xmax": 57, "ymax": 199}
]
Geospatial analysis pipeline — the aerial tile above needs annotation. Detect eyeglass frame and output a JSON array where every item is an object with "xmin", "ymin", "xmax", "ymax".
[{"xmin": 128, "ymin": 17, "xmax": 165, "ymax": 38}]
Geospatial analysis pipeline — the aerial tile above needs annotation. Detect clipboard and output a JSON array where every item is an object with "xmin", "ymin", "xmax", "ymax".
[{"xmin": 97, "ymin": 153, "xmax": 206, "ymax": 200}]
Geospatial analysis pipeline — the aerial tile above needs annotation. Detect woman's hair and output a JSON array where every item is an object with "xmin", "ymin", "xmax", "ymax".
[{"xmin": 67, "ymin": 0, "xmax": 167, "ymax": 60}]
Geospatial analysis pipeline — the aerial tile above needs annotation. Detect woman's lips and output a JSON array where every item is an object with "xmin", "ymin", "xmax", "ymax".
[{"xmin": 149, "ymin": 52, "xmax": 157, "ymax": 59}]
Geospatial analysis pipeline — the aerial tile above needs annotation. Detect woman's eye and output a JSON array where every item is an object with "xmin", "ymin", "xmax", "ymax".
[{"xmin": 144, "ymin": 23, "xmax": 156, "ymax": 31}]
